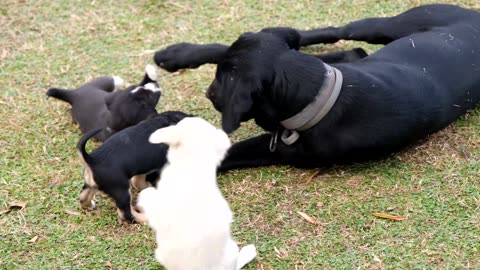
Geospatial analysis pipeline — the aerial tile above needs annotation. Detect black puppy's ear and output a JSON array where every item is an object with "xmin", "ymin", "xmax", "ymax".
[
  {"xmin": 260, "ymin": 27, "xmax": 301, "ymax": 50},
  {"xmin": 221, "ymin": 82, "xmax": 255, "ymax": 134}
]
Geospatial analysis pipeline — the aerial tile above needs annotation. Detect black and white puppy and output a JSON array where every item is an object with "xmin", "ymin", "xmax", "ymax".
[
  {"xmin": 76, "ymin": 111, "xmax": 191, "ymax": 223},
  {"xmin": 154, "ymin": 4, "xmax": 480, "ymax": 171},
  {"xmin": 47, "ymin": 65, "xmax": 161, "ymax": 141}
]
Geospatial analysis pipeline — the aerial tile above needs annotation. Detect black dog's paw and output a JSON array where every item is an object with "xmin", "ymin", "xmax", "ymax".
[
  {"xmin": 352, "ymin": 48, "xmax": 368, "ymax": 59},
  {"xmin": 343, "ymin": 47, "xmax": 368, "ymax": 62},
  {"xmin": 154, "ymin": 43, "xmax": 204, "ymax": 72}
]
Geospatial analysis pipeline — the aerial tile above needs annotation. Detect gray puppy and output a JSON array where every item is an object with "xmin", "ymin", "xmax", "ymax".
[{"xmin": 46, "ymin": 65, "xmax": 161, "ymax": 141}]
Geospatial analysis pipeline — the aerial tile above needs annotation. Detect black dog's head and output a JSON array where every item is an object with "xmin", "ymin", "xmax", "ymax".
[
  {"xmin": 206, "ymin": 27, "xmax": 310, "ymax": 133},
  {"xmin": 105, "ymin": 65, "xmax": 162, "ymax": 132}
]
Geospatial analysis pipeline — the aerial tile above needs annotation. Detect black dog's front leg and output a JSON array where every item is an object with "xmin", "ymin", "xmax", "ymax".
[
  {"xmin": 154, "ymin": 43, "xmax": 228, "ymax": 72},
  {"xmin": 219, "ymin": 134, "xmax": 285, "ymax": 172},
  {"xmin": 299, "ymin": 5, "xmax": 459, "ymax": 46},
  {"xmin": 298, "ymin": 18, "xmax": 393, "ymax": 46}
]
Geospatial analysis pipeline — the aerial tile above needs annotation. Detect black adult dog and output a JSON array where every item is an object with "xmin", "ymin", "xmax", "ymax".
[
  {"xmin": 47, "ymin": 65, "xmax": 161, "ymax": 141},
  {"xmin": 77, "ymin": 111, "xmax": 190, "ymax": 223},
  {"xmin": 154, "ymin": 4, "xmax": 480, "ymax": 171}
]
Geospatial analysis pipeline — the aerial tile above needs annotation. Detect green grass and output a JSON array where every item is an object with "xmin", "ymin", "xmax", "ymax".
[{"xmin": 1, "ymin": 0, "xmax": 479, "ymax": 269}]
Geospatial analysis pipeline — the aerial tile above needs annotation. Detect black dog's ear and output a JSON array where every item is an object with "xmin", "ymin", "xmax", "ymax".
[
  {"xmin": 260, "ymin": 27, "xmax": 301, "ymax": 50},
  {"xmin": 221, "ymin": 81, "xmax": 255, "ymax": 134}
]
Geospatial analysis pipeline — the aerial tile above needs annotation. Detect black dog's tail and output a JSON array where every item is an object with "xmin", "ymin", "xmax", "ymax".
[
  {"xmin": 46, "ymin": 88, "xmax": 75, "ymax": 104},
  {"xmin": 76, "ymin": 128, "xmax": 103, "ymax": 165}
]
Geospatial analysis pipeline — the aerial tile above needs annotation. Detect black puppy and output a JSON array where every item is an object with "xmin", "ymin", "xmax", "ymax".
[
  {"xmin": 154, "ymin": 4, "xmax": 480, "ymax": 171},
  {"xmin": 77, "ymin": 111, "xmax": 190, "ymax": 223},
  {"xmin": 47, "ymin": 65, "xmax": 161, "ymax": 141}
]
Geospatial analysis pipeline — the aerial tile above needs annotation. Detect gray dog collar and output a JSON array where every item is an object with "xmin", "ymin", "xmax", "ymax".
[{"xmin": 275, "ymin": 63, "xmax": 343, "ymax": 147}]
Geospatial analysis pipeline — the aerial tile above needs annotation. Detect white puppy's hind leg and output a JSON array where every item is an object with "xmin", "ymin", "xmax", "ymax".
[
  {"xmin": 236, "ymin": 244, "xmax": 256, "ymax": 270},
  {"xmin": 154, "ymin": 248, "xmax": 165, "ymax": 265}
]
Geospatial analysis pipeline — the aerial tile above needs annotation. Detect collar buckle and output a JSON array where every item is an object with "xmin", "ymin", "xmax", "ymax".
[{"xmin": 269, "ymin": 129, "xmax": 279, "ymax": 152}]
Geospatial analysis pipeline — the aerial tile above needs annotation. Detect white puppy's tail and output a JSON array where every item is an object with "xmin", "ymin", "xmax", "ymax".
[{"xmin": 236, "ymin": 244, "xmax": 257, "ymax": 270}]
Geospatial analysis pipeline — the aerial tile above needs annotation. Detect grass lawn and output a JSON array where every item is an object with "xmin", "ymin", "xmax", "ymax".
[{"xmin": 1, "ymin": 0, "xmax": 479, "ymax": 269}]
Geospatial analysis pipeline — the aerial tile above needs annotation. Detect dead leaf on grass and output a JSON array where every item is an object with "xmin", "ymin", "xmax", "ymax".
[
  {"xmin": 27, "ymin": 235, "xmax": 38, "ymax": 243},
  {"xmin": 1, "ymin": 49, "xmax": 8, "ymax": 59},
  {"xmin": 305, "ymin": 170, "xmax": 321, "ymax": 184},
  {"xmin": 65, "ymin": 209, "xmax": 80, "ymax": 216},
  {"xmin": 273, "ymin": 246, "xmax": 288, "ymax": 258},
  {"xmin": 105, "ymin": 261, "xmax": 112, "ymax": 269},
  {"xmin": 173, "ymin": 69, "xmax": 188, "ymax": 75},
  {"xmin": 10, "ymin": 201, "xmax": 26, "ymax": 209},
  {"xmin": 458, "ymin": 146, "xmax": 471, "ymax": 159},
  {"xmin": 316, "ymin": 201, "xmax": 324, "ymax": 208},
  {"xmin": 373, "ymin": 253, "xmax": 383, "ymax": 264},
  {"xmin": 372, "ymin": 212, "xmax": 406, "ymax": 221},
  {"xmin": 0, "ymin": 201, "xmax": 27, "ymax": 216},
  {"xmin": 297, "ymin": 211, "xmax": 318, "ymax": 225},
  {"xmin": 386, "ymin": 206, "xmax": 396, "ymax": 211}
]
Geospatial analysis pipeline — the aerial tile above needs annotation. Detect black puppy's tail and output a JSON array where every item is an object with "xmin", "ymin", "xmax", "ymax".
[
  {"xmin": 76, "ymin": 128, "xmax": 103, "ymax": 165},
  {"xmin": 46, "ymin": 88, "xmax": 75, "ymax": 104}
]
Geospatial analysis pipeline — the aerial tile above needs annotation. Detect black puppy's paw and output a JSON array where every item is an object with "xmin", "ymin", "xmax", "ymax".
[{"xmin": 154, "ymin": 43, "xmax": 204, "ymax": 72}]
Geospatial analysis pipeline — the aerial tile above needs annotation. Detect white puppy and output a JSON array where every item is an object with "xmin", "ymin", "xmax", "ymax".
[{"xmin": 137, "ymin": 117, "xmax": 256, "ymax": 270}]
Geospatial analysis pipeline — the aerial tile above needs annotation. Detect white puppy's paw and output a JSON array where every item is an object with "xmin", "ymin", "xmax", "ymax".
[{"xmin": 237, "ymin": 244, "xmax": 257, "ymax": 269}]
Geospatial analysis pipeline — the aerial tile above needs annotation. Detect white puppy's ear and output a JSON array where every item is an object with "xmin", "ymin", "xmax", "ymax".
[{"xmin": 149, "ymin": 126, "xmax": 180, "ymax": 148}]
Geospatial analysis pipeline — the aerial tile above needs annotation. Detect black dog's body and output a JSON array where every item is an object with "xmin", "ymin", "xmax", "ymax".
[
  {"xmin": 77, "ymin": 111, "xmax": 190, "ymax": 222},
  {"xmin": 47, "ymin": 67, "xmax": 161, "ymax": 141},
  {"xmin": 154, "ymin": 4, "xmax": 480, "ymax": 171}
]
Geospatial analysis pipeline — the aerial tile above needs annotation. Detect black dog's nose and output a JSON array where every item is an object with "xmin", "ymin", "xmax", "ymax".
[{"xmin": 206, "ymin": 90, "xmax": 214, "ymax": 100}]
